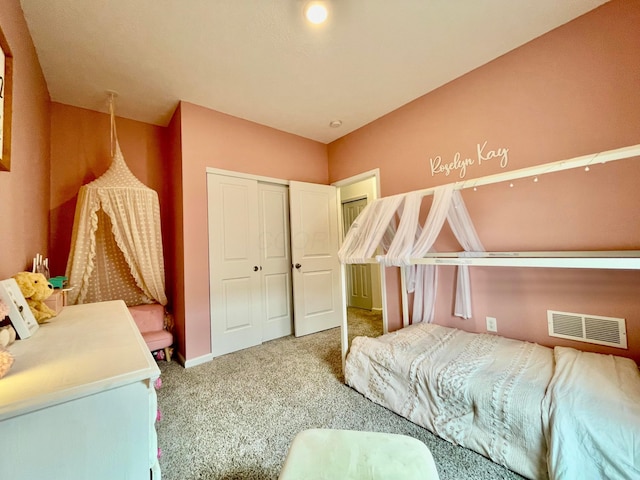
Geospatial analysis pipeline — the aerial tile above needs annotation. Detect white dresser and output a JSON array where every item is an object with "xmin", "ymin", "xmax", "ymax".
[{"xmin": 0, "ymin": 300, "xmax": 161, "ymax": 480}]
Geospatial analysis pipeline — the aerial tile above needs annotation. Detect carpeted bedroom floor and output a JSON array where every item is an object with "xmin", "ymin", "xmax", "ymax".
[{"xmin": 156, "ymin": 308, "xmax": 525, "ymax": 480}]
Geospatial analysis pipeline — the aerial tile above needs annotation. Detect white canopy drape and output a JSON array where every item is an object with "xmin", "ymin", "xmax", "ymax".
[
  {"xmin": 65, "ymin": 105, "xmax": 167, "ymax": 306},
  {"xmin": 338, "ymin": 185, "xmax": 483, "ymax": 321}
]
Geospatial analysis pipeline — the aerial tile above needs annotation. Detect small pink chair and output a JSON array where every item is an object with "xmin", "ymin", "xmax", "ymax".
[{"xmin": 129, "ymin": 304, "xmax": 173, "ymax": 361}]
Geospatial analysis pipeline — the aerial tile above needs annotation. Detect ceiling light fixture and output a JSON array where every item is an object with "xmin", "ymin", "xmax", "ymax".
[
  {"xmin": 305, "ymin": 2, "xmax": 328, "ymax": 24},
  {"xmin": 329, "ymin": 119, "xmax": 342, "ymax": 128}
]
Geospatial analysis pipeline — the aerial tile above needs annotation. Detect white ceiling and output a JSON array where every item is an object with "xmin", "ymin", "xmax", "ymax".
[{"xmin": 20, "ymin": 0, "xmax": 608, "ymax": 144}]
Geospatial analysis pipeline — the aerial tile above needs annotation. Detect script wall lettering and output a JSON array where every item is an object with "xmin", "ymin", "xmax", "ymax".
[{"xmin": 429, "ymin": 141, "xmax": 509, "ymax": 179}]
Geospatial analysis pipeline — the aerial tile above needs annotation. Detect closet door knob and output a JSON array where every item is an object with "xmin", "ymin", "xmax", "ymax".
[
  {"xmin": 295, "ymin": 263, "xmax": 302, "ymax": 270},
  {"xmin": 253, "ymin": 266, "xmax": 259, "ymax": 272}
]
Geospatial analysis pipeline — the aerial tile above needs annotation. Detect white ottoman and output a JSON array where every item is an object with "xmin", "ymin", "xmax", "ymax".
[{"xmin": 279, "ymin": 429, "xmax": 440, "ymax": 480}]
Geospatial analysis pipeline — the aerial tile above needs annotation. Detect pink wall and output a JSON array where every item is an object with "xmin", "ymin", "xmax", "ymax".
[
  {"xmin": 328, "ymin": 0, "xmax": 640, "ymax": 362},
  {"xmin": 178, "ymin": 101, "xmax": 328, "ymax": 361},
  {"xmin": 0, "ymin": 1, "xmax": 50, "ymax": 279},
  {"xmin": 166, "ymin": 104, "xmax": 185, "ymax": 356},
  {"xmin": 49, "ymin": 103, "xmax": 173, "ymax": 283}
]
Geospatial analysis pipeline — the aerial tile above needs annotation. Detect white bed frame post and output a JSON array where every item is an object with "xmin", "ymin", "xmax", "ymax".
[
  {"xmin": 340, "ymin": 263, "xmax": 349, "ymax": 375},
  {"xmin": 400, "ymin": 267, "xmax": 409, "ymax": 328}
]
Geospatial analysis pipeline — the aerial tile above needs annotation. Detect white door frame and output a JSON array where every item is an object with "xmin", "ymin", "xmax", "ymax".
[{"xmin": 331, "ymin": 169, "xmax": 387, "ymax": 372}]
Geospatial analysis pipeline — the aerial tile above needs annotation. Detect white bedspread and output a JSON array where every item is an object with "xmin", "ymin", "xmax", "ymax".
[
  {"xmin": 345, "ymin": 323, "xmax": 554, "ymax": 479},
  {"xmin": 542, "ymin": 346, "xmax": 640, "ymax": 480}
]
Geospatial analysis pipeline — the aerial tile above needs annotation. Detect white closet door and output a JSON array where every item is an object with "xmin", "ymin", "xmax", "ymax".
[
  {"xmin": 289, "ymin": 181, "xmax": 344, "ymax": 337},
  {"xmin": 258, "ymin": 183, "xmax": 293, "ymax": 341},
  {"xmin": 208, "ymin": 174, "xmax": 262, "ymax": 357}
]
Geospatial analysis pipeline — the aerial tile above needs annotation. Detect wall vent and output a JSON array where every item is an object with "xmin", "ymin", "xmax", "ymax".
[{"xmin": 547, "ymin": 310, "xmax": 627, "ymax": 349}]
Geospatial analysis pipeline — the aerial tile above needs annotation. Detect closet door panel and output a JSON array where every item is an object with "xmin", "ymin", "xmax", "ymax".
[
  {"xmin": 208, "ymin": 175, "xmax": 262, "ymax": 357},
  {"xmin": 301, "ymin": 270, "xmax": 334, "ymax": 315},
  {"xmin": 263, "ymin": 273, "xmax": 291, "ymax": 335},
  {"xmin": 258, "ymin": 183, "xmax": 293, "ymax": 341},
  {"xmin": 222, "ymin": 278, "xmax": 254, "ymax": 330},
  {"xmin": 290, "ymin": 181, "xmax": 344, "ymax": 337}
]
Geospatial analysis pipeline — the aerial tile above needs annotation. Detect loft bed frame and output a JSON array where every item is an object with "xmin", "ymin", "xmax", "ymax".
[{"xmin": 339, "ymin": 143, "xmax": 640, "ymax": 370}]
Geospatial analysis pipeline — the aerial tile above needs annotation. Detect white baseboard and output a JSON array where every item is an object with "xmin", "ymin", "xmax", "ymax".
[
  {"xmin": 182, "ymin": 352, "xmax": 214, "ymax": 368},
  {"xmin": 371, "ymin": 307, "xmax": 383, "ymax": 312}
]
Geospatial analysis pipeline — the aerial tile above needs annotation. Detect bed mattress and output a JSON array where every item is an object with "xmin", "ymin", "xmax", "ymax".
[{"xmin": 345, "ymin": 323, "xmax": 554, "ymax": 480}]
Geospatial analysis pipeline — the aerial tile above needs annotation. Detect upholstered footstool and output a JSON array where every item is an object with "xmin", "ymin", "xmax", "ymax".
[{"xmin": 279, "ymin": 429, "xmax": 440, "ymax": 479}]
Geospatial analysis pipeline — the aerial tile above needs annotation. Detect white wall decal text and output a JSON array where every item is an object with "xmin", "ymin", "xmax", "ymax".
[{"xmin": 429, "ymin": 141, "xmax": 509, "ymax": 179}]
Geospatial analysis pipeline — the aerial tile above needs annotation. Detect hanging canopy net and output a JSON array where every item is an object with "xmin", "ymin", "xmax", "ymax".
[
  {"xmin": 65, "ymin": 101, "xmax": 167, "ymax": 307},
  {"xmin": 338, "ymin": 184, "xmax": 484, "ymax": 323}
]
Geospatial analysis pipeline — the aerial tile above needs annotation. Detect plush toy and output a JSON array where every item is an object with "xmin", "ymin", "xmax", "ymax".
[
  {"xmin": 13, "ymin": 272, "xmax": 57, "ymax": 324},
  {"xmin": 0, "ymin": 299, "xmax": 16, "ymax": 348},
  {"xmin": 0, "ymin": 324, "xmax": 16, "ymax": 348},
  {"xmin": 0, "ymin": 346, "xmax": 13, "ymax": 379},
  {"xmin": 0, "ymin": 321, "xmax": 16, "ymax": 379}
]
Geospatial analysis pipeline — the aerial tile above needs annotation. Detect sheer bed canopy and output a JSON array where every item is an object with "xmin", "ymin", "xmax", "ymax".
[{"xmin": 65, "ymin": 94, "xmax": 167, "ymax": 307}]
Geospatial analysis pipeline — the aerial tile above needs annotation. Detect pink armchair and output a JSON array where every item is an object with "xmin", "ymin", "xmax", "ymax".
[{"xmin": 128, "ymin": 304, "xmax": 173, "ymax": 361}]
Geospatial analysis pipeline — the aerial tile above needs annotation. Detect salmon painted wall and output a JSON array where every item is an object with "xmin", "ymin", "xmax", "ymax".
[
  {"xmin": 178, "ymin": 101, "xmax": 328, "ymax": 361},
  {"xmin": 49, "ymin": 103, "xmax": 173, "ymax": 296},
  {"xmin": 166, "ymin": 104, "xmax": 185, "ymax": 357},
  {"xmin": 0, "ymin": 1, "xmax": 50, "ymax": 279},
  {"xmin": 328, "ymin": 0, "xmax": 640, "ymax": 361}
]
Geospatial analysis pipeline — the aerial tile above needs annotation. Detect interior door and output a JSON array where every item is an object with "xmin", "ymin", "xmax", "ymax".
[
  {"xmin": 289, "ymin": 181, "xmax": 344, "ymax": 337},
  {"xmin": 258, "ymin": 183, "xmax": 293, "ymax": 341},
  {"xmin": 342, "ymin": 198, "xmax": 373, "ymax": 310},
  {"xmin": 208, "ymin": 174, "xmax": 262, "ymax": 357}
]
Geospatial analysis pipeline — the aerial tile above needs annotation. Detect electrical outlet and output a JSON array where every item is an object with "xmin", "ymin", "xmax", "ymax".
[{"xmin": 486, "ymin": 316, "xmax": 497, "ymax": 332}]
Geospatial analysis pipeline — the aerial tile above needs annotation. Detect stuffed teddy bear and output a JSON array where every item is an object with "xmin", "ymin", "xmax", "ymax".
[{"xmin": 13, "ymin": 272, "xmax": 57, "ymax": 324}]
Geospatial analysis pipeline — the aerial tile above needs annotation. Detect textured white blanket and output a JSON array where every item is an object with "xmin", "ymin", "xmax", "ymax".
[
  {"xmin": 345, "ymin": 323, "xmax": 554, "ymax": 479},
  {"xmin": 542, "ymin": 346, "xmax": 640, "ymax": 480}
]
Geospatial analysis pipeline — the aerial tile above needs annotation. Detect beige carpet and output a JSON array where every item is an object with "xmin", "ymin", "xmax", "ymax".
[{"xmin": 156, "ymin": 308, "xmax": 524, "ymax": 480}]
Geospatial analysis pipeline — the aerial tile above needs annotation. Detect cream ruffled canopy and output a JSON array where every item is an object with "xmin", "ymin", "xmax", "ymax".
[{"xmin": 65, "ymin": 108, "xmax": 167, "ymax": 306}]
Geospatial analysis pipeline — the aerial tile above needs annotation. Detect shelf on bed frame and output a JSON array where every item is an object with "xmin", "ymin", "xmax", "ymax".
[
  {"xmin": 353, "ymin": 251, "xmax": 640, "ymax": 270},
  {"xmin": 413, "ymin": 250, "xmax": 640, "ymax": 270}
]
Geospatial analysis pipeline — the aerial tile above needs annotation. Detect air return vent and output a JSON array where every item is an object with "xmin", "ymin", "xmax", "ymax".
[{"xmin": 547, "ymin": 310, "xmax": 627, "ymax": 349}]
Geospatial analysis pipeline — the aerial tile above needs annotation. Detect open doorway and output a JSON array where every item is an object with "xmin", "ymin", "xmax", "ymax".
[
  {"xmin": 333, "ymin": 170, "xmax": 385, "ymax": 344},
  {"xmin": 342, "ymin": 198, "xmax": 372, "ymax": 310}
]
